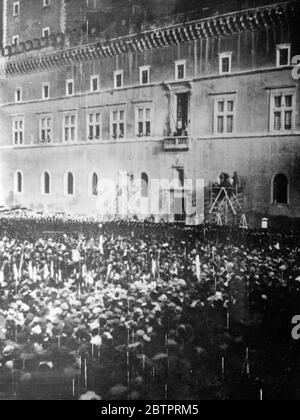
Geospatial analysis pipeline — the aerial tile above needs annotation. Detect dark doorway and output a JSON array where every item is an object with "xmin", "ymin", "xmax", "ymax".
[{"xmin": 273, "ymin": 174, "xmax": 288, "ymax": 205}]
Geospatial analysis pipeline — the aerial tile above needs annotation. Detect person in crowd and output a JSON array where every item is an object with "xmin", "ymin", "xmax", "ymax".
[{"xmin": 233, "ymin": 171, "xmax": 239, "ymax": 189}]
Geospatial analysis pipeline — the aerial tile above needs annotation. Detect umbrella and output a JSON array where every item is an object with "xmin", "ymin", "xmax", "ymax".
[
  {"xmin": 2, "ymin": 345, "xmax": 15, "ymax": 357},
  {"xmin": 110, "ymin": 384, "xmax": 128, "ymax": 398},
  {"xmin": 5, "ymin": 361, "xmax": 14, "ymax": 370},
  {"xmin": 79, "ymin": 391, "xmax": 102, "ymax": 401},
  {"xmin": 167, "ymin": 339, "xmax": 178, "ymax": 348},
  {"xmin": 136, "ymin": 330, "xmax": 145, "ymax": 338},
  {"xmin": 142, "ymin": 334, "xmax": 151, "ymax": 343},
  {"xmin": 115, "ymin": 344, "xmax": 127, "ymax": 353},
  {"xmin": 20, "ymin": 373, "xmax": 32, "ymax": 383},
  {"xmin": 153, "ymin": 353, "xmax": 168, "ymax": 362},
  {"xmin": 31, "ymin": 325, "xmax": 43, "ymax": 335},
  {"xmin": 91, "ymin": 335, "xmax": 102, "ymax": 346},
  {"xmin": 63, "ymin": 367, "xmax": 79, "ymax": 378},
  {"xmin": 195, "ymin": 346, "xmax": 206, "ymax": 355},
  {"xmin": 128, "ymin": 342, "xmax": 141, "ymax": 351},
  {"xmin": 39, "ymin": 361, "xmax": 54, "ymax": 370},
  {"xmin": 89, "ymin": 320, "xmax": 100, "ymax": 331},
  {"xmin": 103, "ymin": 332, "xmax": 113, "ymax": 340}
]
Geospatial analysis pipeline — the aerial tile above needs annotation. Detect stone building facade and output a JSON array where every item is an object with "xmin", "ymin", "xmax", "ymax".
[{"xmin": 0, "ymin": 0, "xmax": 299, "ymax": 227}]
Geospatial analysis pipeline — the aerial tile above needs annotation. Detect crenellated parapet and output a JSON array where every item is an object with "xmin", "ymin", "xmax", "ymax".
[{"xmin": 0, "ymin": 0, "xmax": 298, "ymax": 79}]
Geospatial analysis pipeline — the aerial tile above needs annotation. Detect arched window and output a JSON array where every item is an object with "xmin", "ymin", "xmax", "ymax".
[
  {"xmin": 141, "ymin": 172, "xmax": 149, "ymax": 198},
  {"xmin": 67, "ymin": 172, "xmax": 74, "ymax": 196},
  {"xmin": 15, "ymin": 171, "xmax": 23, "ymax": 193},
  {"xmin": 43, "ymin": 172, "xmax": 50, "ymax": 195},
  {"xmin": 92, "ymin": 173, "xmax": 99, "ymax": 196},
  {"xmin": 273, "ymin": 173, "xmax": 288, "ymax": 205}
]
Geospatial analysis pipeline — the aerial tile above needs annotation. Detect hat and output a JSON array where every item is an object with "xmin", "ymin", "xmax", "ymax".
[
  {"xmin": 89, "ymin": 320, "xmax": 100, "ymax": 331},
  {"xmin": 61, "ymin": 302, "xmax": 69, "ymax": 312},
  {"xmin": 2, "ymin": 344, "xmax": 14, "ymax": 357},
  {"xmin": 110, "ymin": 384, "xmax": 128, "ymax": 398},
  {"xmin": 31, "ymin": 325, "xmax": 43, "ymax": 335},
  {"xmin": 79, "ymin": 391, "xmax": 102, "ymax": 401},
  {"xmin": 142, "ymin": 334, "xmax": 151, "ymax": 343},
  {"xmin": 91, "ymin": 335, "xmax": 102, "ymax": 346},
  {"xmin": 136, "ymin": 330, "xmax": 145, "ymax": 338}
]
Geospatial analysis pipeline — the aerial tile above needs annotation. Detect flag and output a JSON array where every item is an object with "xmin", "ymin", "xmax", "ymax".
[
  {"xmin": 19, "ymin": 252, "xmax": 24, "ymax": 279},
  {"xmin": 72, "ymin": 249, "xmax": 81, "ymax": 262},
  {"xmin": 106, "ymin": 263, "xmax": 112, "ymax": 281},
  {"xmin": 85, "ymin": 271, "xmax": 94, "ymax": 287},
  {"xmin": 82, "ymin": 263, "xmax": 87, "ymax": 277},
  {"xmin": 99, "ymin": 235, "xmax": 104, "ymax": 255},
  {"xmin": 28, "ymin": 261, "xmax": 33, "ymax": 279},
  {"xmin": 33, "ymin": 266, "xmax": 37, "ymax": 283},
  {"xmin": 13, "ymin": 263, "xmax": 19, "ymax": 282},
  {"xmin": 50, "ymin": 261, "xmax": 54, "ymax": 278},
  {"xmin": 151, "ymin": 258, "xmax": 157, "ymax": 278},
  {"xmin": 195, "ymin": 255, "xmax": 201, "ymax": 282},
  {"xmin": 44, "ymin": 264, "xmax": 49, "ymax": 280}
]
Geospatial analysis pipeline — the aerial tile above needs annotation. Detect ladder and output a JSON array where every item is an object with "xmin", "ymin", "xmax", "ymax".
[{"xmin": 208, "ymin": 187, "xmax": 248, "ymax": 228}]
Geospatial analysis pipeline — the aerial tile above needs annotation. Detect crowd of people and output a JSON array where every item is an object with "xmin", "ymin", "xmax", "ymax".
[{"xmin": 0, "ymin": 214, "xmax": 300, "ymax": 400}]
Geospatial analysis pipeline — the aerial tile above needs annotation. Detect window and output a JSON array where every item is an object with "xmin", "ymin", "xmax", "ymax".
[
  {"xmin": 214, "ymin": 96, "xmax": 236, "ymax": 134},
  {"xmin": 39, "ymin": 115, "xmax": 52, "ymax": 143},
  {"xmin": 219, "ymin": 53, "xmax": 232, "ymax": 75},
  {"xmin": 175, "ymin": 93, "xmax": 189, "ymax": 136},
  {"xmin": 66, "ymin": 172, "xmax": 74, "ymax": 196},
  {"xmin": 43, "ymin": 0, "xmax": 50, "ymax": 7},
  {"xmin": 111, "ymin": 109, "xmax": 125, "ymax": 139},
  {"xmin": 87, "ymin": 0, "xmax": 96, "ymax": 7},
  {"xmin": 12, "ymin": 35, "xmax": 19, "ymax": 46},
  {"xmin": 87, "ymin": 111, "xmax": 101, "ymax": 140},
  {"xmin": 15, "ymin": 88, "xmax": 22, "ymax": 103},
  {"xmin": 175, "ymin": 60, "xmax": 186, "ymax": 81},
  {"xmin": 139, "ymin": 66, "xmax": 150, "ymax": 85},
  {"xmin": 276, "ymin": 44, "xmax": 291, "ymax": 67},
  {"xmin": 42, "ymin": 172, "xmax": 51, "ymax": 195},
  {"xmin": 42, "ymin": 27, "xmax": 50, "ymax": 38},
  {"xmin": 66, "ymin": 79, "xmax": 74, "ymax": 97},
  {"xmin": 12, "ymin": 117, "xmax": 24, "ymax": 145},
  {"xmin": 141, "ymin": 173, "xmax": 149, "ymax": 198},
  {"xmin": 136, "ymin": 106, "xmax": 151, "ymax": 137},
  {"xmin": 273, "ymin": 174, "xmax": 288, "ymax": 205},
  {"xmin": 63, "ymin": 113, "xmax": 77, "ymax": 142},
  {"xmin": 13, "ymin": 2, "xmax": 20, "ymax": 16},
  {"xmin": 114, "ymin": 71, "xmax": 123, "ymax": 89},
  {"xmin": 90, "ymin": 75, "xmax": 99, "ymax": 92},
  {"xmin": 270, "ymin": 90, "xmax": 295, "ymax": 132},
  {"xmin": 15, "ymin": 171, "xmax": 23, "ymax": 194},
  {"xmin": 91, "ymin": 173, "xmax": 99, "ymax": 196},
  {"xmin": 42, "ymin": 83, "xmax": 50, "ymax": 99}
]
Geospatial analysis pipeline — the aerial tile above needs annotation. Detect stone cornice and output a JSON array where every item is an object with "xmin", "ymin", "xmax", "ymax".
[{"xmin": 0, "ymin": 0, "xmax": 298, "ymax": 79}]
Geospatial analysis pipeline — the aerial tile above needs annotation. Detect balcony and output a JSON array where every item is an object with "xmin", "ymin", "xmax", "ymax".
[{"xmin": 163, "ymin": 136, "xmax": 190, "ymax": 151}]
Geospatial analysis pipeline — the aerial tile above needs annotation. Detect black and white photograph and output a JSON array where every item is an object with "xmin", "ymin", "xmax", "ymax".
[{"xmin": 0, "ymin": 0, "xmax": 299, "ymax": 402}]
